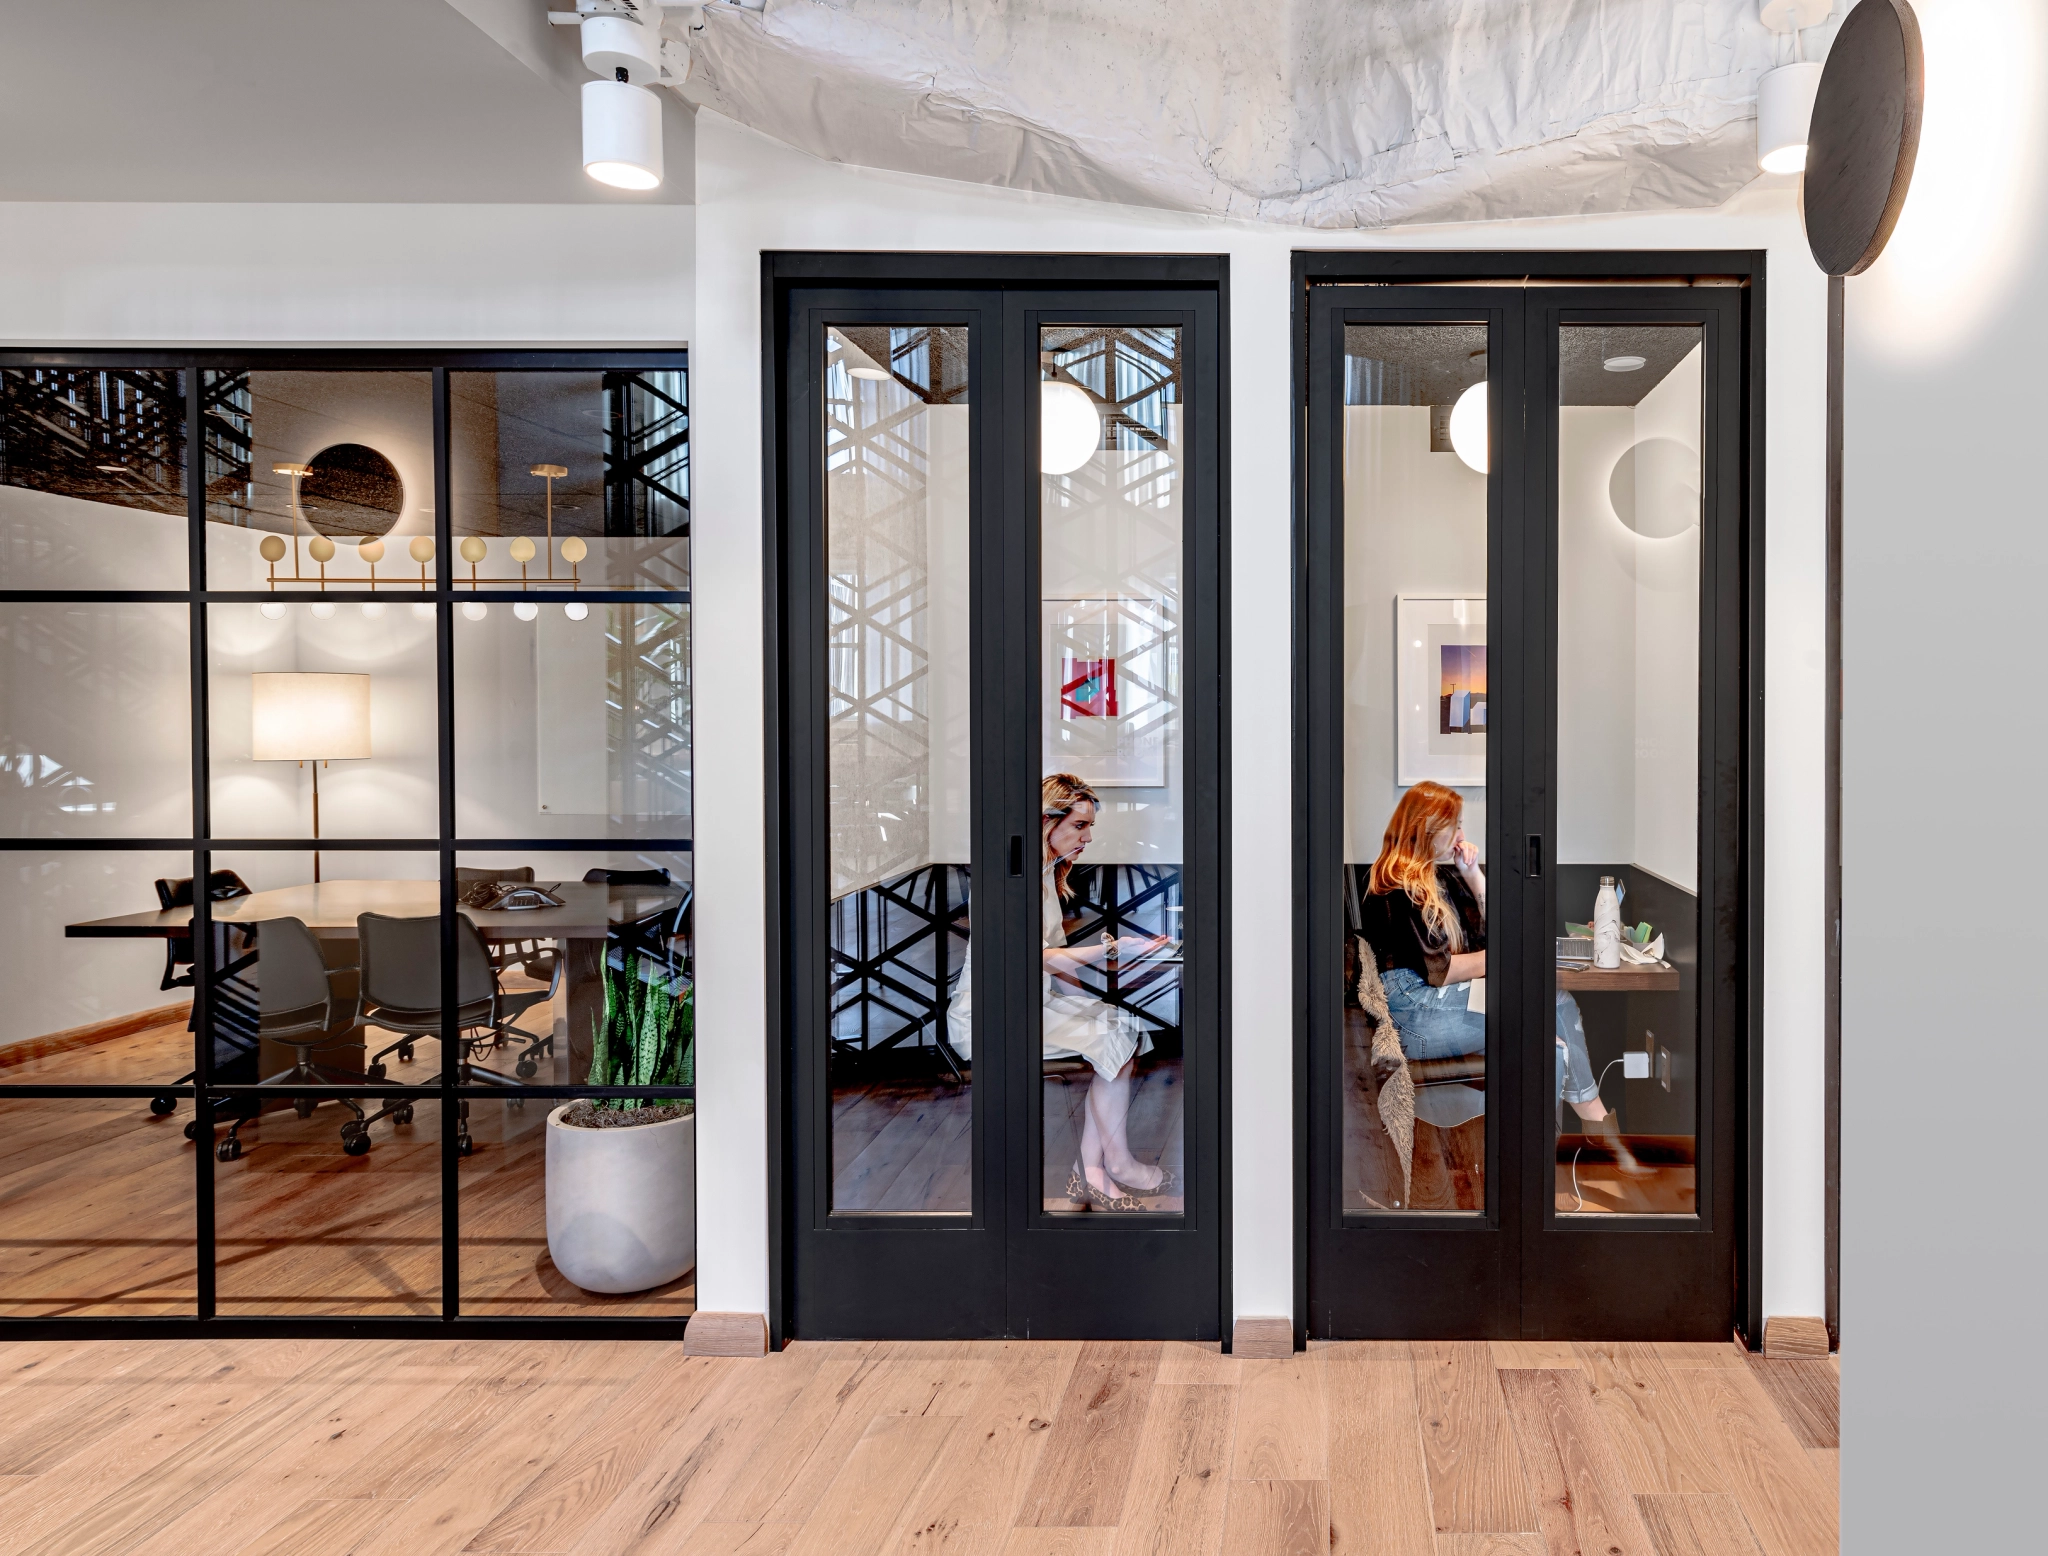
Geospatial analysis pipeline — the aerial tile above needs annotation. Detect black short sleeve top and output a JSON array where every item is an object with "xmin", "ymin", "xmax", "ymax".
[{"xmin": 1358, "ymin": 866, "xmax": 1485, "ymax": 986}]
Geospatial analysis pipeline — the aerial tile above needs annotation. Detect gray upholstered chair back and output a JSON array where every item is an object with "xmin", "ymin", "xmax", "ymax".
[
  {"xmin": 257, "ymin": 917, "xmax": 332, "ymax": 1017},
  {"xmin": 358, "ymin": 913, "xmax": 495, "ymax": 1014}
]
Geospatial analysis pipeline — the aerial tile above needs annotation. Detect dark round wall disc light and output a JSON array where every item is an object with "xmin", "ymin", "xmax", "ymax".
[{"xmin": 1803, "ymin": 0, "xmax": 1925, "ymax": 276}]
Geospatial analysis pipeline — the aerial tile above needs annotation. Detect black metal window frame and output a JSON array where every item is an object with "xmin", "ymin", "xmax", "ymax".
[{"xmin": 0, "ymin": 347, "xmax": 694, "ymax": 1340}]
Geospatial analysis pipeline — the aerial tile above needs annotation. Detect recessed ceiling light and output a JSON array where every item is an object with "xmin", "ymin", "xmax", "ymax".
[{"xmin": 1603, "ymin": 355, "xmax": 1647, "ymax": 372}]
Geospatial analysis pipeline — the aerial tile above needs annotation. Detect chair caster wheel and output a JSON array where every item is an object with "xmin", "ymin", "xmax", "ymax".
[
  {"xmin": 183, "ymin": 1120, "xmax": 202, "ymax": 1141},
  {"xmin": 343, "ymin": 1132, "xmax": 372, "ymax": 1156},
  {"xmin": 515, "ymin": 1060, "xmax": 537, "ymax": 1079},
  {"xmin": 393, "ymin": 1104, "xmax": 414, "ymax": 1126},
  {"xmin": 369, "ymin": 1063, "xmax": 387, "ymax": 1081},
  {"xmin": 150, "ymin": 1096, "xmax": 177, "ymax": 1116},
  {"xmin": 294, "ymin": 1099, "xmax": 315, "ymax": 1120},
  {"xmin": 456, "ymin": 1135, "xmax": 474, "ymax": 1157},
  {"xmin": 398, "ymin": 1043, "xmax": 415, "ymax": 1064},
  {"xmin": 216, "ymin": 1138, "xmax": 243, "ymax": 1163}
]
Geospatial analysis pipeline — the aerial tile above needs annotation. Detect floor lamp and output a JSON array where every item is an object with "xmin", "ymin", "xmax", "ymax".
[{"xmin": 252, "ymin": 673, "xmax": 372, "ymax": 883}]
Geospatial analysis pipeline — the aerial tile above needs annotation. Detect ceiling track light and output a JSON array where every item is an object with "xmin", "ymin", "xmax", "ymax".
[
  {"xmin": 1757, "ymin": 0, "xmax": 1833, "ymax": 174},
  {"xmin": 552, "ymin": 1, "xmax": 697, "ymax": 190}
]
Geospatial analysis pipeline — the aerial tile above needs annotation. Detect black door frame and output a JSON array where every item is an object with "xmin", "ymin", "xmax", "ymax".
[
  {"xmin": 763, "ymin": 254, "xmax": 1232, "ymax": 1348},
  {"xmin": 1290, "ymin": 250, "xmax": 1768, "ymax": 1347}
]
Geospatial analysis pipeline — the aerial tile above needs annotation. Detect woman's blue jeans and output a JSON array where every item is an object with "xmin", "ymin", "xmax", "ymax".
[{"xmin": 1381, "ymin": 967, "xmax": 1601, "ymax": 1108}]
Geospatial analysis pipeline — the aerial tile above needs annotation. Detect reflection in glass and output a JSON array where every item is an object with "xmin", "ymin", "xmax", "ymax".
[
  {"xmin": 1340, "ymin": 323, "xmax": 1490, "ymax": 1213},
  {"xmin": 824, "ymin": 325, "xmax": 973, "ymax": 1215},
  {"xmin": 0, "ymin": 602, "xmax": 192, "ymax": 837},
  {"xmin": 0, "ymin": 850, "xmax": 203, "ymax": 1087},
  {"xmin": 0, "ymin": 367, "xmax": 187, "ymax": 590},
  {"xmin": 202, "ymin": 371, "xmax": 434, "ymax": 592},
  {"xmin": 450, "ymin": 370, "xmax": 688, "ymax": 591},
  {"xmin": 455, "ymin": 601, "xmax": 690, "ymax": 841},
  {"xmin": 208, "ymin": 602, "xmax": 439, "ymax": 841},
  {"xmin": 1554, "ymin": 324, "xmax": 1703, "ymax": 1216},
  {"xmin": 460, "ymin": 1095, "xmax": 695, "ymax": 1317},
  {"xmin": 1037, "ymin": 325, "xmax": 1184, "ymax": 1215},
  {"xmin": 0, "ymin": 1098, "xmax": 195, "ymax": 1317}
]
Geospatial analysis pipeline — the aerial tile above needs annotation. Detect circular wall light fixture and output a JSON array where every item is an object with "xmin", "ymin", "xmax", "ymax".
[
  {"xmin": 1603, "ymin": 355, "xmax": 1647, "ymax": 373},
  {"xmin": 1040, "ymin": 380, "xmax": 1102, "ymax": 475},
  {"xmin": 583, "ymin": 78, "xmax": 663, "ymax": 191},
  {"xmin": 1804, "ymin": 0, "xmax": 1924, "ymax": 275},
  {"xmin": 302, "ymin": 444, "xmax": 403, "ymax": 537},
  {"xmin": 1448, "ymin": 382, "xmax": 1489, "ymax": 474}
]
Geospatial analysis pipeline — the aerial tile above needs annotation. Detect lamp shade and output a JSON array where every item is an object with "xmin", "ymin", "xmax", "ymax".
[
  {"xmin": 582, "ymin": 78, "xmax": 663, "ymax": 191},
  {"xmin": 1758, "ymin": 61, "xmax": 1824, "ymax": 174},
  {"xmin": 251, "ymin": 673, "xmax": 371, "ymax": 761}
]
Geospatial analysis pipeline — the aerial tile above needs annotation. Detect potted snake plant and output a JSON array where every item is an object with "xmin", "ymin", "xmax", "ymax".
[{"xmin": 545, "ymin": 957, "xmax": 696, "ymax": 1294}]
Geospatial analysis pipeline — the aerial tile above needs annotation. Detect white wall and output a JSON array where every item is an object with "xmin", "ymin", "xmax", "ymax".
[
  {"xmin": 1840, "ymin": 1, "xmax": 2048, "ymax": 1546},
  {"xmin": 690, "ymin": 110, "xmax": 1832, "ymax": 1332}
]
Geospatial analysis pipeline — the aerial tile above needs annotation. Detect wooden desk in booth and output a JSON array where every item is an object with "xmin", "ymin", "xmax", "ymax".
[
  {"xmin": 1556, "ymin": 961, "xmax": 1680, "ymax": 992},
  {"xmin": 66, "ymin": 879, "xmax": 686, "ymax": 1084}
]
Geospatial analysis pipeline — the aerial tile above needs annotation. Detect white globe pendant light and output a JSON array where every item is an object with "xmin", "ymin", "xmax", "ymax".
[
  {"xmin": 583, "ymin": 78, "xmax": 663, "ymax": 191},
  {"xmin": 1448, "ymin": 382, "xmax": 1489, "ymax": 474},
  {"xmin": 1040, "ymin": 380, "xmax": 1102, "ymax": 475}
]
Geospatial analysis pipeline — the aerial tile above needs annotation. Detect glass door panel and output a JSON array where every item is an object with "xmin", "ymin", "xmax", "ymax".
[
  {"xmin": 1552, "ymin": 322, "xmax": 1704, "ymax": 1217},
  {"xmin": 1340, "ymin": 323, "xmax": 1491, "ymax": 1215},
  {"xmin": 1038, "ymin": 326, "xmax": 1186, "ymax": 1216},
  {"xmin": 824, "ymin": 325, "xmax": 975, "ymax": 1216}
]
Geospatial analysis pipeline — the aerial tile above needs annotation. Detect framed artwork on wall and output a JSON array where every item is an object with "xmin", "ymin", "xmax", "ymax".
[
  {"xmin": 1043, "ymin": 595, "xmax": 1171, "ymax": 787},
  {"xmin": 1396, "ymin": 594, "xmax": 1487, "ymax": 786}
]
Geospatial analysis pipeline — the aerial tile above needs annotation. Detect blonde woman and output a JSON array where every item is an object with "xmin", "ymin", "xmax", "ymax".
[{"xmin": 946, "ymin": 772, "xmax": 1177, "ymax": 1209}]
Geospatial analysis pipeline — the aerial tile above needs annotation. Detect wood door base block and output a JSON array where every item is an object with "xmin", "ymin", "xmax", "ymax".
[
  {"xmin": 1231, "ymin": 1317, "xmax": 1294, "ymax": 1359},
  {"xmin": 1763, "ymin": 1316, "xmax": 1831, "ymax": 1358},
  {"xmin": 683, "ymin": 1311, "xmax": 767, "ymax": 1357}
]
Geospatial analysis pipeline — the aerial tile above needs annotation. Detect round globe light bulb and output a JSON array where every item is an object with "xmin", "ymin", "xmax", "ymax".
[
  {"xmin": 258, "ymin": 535, "xmax": 287, "ymax": 563},
  {"xmin": 408, "ymin": 537, "xmax": 436, "ymax": 564},
  {"xmin": 559, "ymin": 537, "xmax": 588, "ymax": 564},
  {"xmin": 357, "ymin": 538, "xmax": 385, "ymax": 564},
  {"xmin": 459, "ymin": 537, "xmax": 488, "ymax": 565},
  {"xmin": 411, "ymin": 602, "xmax": 437, "ymax": 621},
  {"xmin": 307, "ymin": 535, "xmax": 336, "ymax": 564},
  {"xmin": 564, "ymin": 602, "xmax": 590, "ymax": 622},
  {"xmin": 508, "ymin": 536, "xmax": 537, "ymax": 564},
  {"xmin": 1040, "ymin": 380, "xmax": 1102, "ymax": 475},
  {"xmin": 309, "ymin": 601, "xmax": 337, "ymax": 619},
  {"xmin": 1449, "ymin": 382, "xmax": 1489, "ymax": 474},
  {"xmin": 462, "ymin": 601, "xmax": 489, "ymax": 621},
  {"xmin": 513, "ymin": 601, "xmax": 540, "ymax": 622},
  {"xmin": 260, "ymin": 601, "xmax": 287, "ymax": 620},
  {"xmin": 360, "ymin": 601, "xmax": 386, "ymax": 619}
]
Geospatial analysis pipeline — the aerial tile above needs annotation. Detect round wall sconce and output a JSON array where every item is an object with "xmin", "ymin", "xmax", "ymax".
[
  {"xmin": 302, "ymin": 444, "xmax": 403, "ymax": 537},
  {"xmin": 1804, "ymin": 0, "xmax": 1924, "ymax": 275},
  {"xmin": 1449, "ymin": 382, "xmax": 1489, "ymax": 474},
  {"xmin": 1041, "ymin": 380, "xmax": 1102, "ymax": 474}
]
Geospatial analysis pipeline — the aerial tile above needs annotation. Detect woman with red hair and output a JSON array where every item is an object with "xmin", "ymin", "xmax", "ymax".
[{"xmin": 1360, "ymin": 782, "xmax": 1633, "ymax": 1164}]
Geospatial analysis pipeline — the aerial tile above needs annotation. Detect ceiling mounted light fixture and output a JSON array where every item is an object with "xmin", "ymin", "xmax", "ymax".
[
  {"xmin": 1757, "ymin": 0, "xmax": 1833, "ymax": 173},
  {"xmin": 1603, "ymin": 354, "xmax": 1647, "ymax": 372},
  {"xmin": 1040, "ymin": 379, "xmax": 1103, "ymax": 475},
  {"xmin": 554, "ymin": 3, "xmax": 690, "ymax": 191},
  {"xmin": 1448, "ymin": 382, "xmax": 1489, "ymax": 474}
]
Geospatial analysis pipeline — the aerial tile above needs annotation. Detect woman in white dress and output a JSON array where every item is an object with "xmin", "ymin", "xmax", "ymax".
[{"xmin": 946, "ymin": 773, "xmax": 1176, "ymax": 1210}]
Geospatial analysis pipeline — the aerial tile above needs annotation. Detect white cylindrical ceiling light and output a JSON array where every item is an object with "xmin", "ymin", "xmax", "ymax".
[
  {"xmin": 1448, "ymin": 382, "xmax": 1489, "ymax": 474},
  {"xmin": 581, "ymin": 14, "xmax": 661, "ymax": 84},
  {"xmin": 583, "ymin": 78, "xmax": 663, "ymax": 191},
  {"xmin": 1040, "ymin": 381, "xmax": 1102, "ymax": 474},
  {"xmin": 1757, "ymin": 61, "xmax": 1824, "ymax": 174}
]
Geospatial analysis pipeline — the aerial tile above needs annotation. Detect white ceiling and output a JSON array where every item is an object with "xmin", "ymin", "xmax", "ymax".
[
  {"xmin": 0, "ymin": 0, "xmax": 691, "ymax": 203},
  {"xmin": 676, "ymin": 0, "xmax": 1841, "ymax": 226}
]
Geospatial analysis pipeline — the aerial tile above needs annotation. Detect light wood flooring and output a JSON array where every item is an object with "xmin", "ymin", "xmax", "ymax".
[
  {"xmin": 0, "ymin": 1334, "xmax": 1837, "ymax": 1556},
  {"xmin": 0, "ymin": 1016, "xmax": 693, "ymax": 1320},
  {"xmin": 830, "ymin": 1057, "xmax": 1185, "ymax": 1214}
]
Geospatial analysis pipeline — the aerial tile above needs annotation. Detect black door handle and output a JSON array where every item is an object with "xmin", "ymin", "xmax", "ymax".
[
  {"xmin": 1009, "ymin": 835, "xmax": 1024, "ymax": 877},
  {"xmin": 1526, "ymin": 834, "xmax": 1543, "ymax": 878}
]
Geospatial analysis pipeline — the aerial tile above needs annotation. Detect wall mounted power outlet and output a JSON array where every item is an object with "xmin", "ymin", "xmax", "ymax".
[{"xmin": 1622, "ymin": 1051, "xmax": 1651, "ymax": 1080}]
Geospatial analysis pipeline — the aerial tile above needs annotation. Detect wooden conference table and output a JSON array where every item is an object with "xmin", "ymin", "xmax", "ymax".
[{"xmin": 67, "ymin": 879, "xmax": 687, "ymax": 1083}]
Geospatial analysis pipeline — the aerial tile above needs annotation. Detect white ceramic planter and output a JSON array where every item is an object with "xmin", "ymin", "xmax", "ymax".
[{"xmin": 545, "ymin": 1104, "xmax": 696, "ymax": 1295}]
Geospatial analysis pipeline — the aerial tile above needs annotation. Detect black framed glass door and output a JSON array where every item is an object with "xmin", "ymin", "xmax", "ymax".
[
  {"xmin": 777, "ymin": 271, "xmax": 1224, "ymax": 1342},
  {"xmin": 1302, "ymin": 277, "xmax": 1748, "ymax": 1341}
]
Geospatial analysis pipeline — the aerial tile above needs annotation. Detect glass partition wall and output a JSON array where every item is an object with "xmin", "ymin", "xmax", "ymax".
[{"xmin": 0, "ymin": 352, "xmax": 693, "ymax": 1333}]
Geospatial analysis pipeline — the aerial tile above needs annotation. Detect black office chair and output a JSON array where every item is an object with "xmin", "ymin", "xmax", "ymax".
[
  {"xmin": 149, "ymin": 870, "xmax": 259, "ymax": 1123},
  {"xmin": 213, "ymin": 917, "xmax": 373, "ymax": 1161},
  {"xmin": 457, "ymin": 867, "xmax": 556, "ymax": 1078},
  {"xmin": 357, "ymin": 913, "xmax": 555, "ymax": 1155},
  {"xmin": 585, "ymin": 868, "xmax": 689, "ymax": 986}
]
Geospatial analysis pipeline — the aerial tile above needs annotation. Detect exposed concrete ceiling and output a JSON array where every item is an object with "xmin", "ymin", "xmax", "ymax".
[
  {"xmin": 677, "ymin": 0, "xmax": 1840, "ymax": 227},
  {"xmin": 0, "ymin": 0, "xmax": 691, "ymax": 203}
]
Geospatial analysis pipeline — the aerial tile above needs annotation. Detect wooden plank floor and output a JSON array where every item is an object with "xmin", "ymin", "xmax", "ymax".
[{"xmin": 0, "ymin": 1337, "xmax": 1836, "ymax": 1555}]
